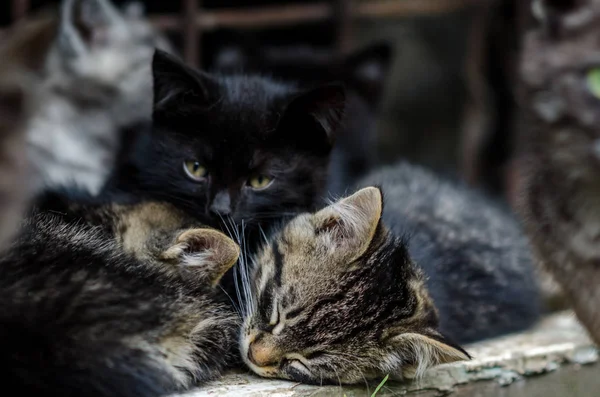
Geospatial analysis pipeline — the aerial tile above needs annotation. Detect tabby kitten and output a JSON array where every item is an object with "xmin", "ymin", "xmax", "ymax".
[
  {"xmin": 241, "ymin": 164, "xmax": 540, "ymax": 384},
  {"xmin": 213, "ymin": 38, "xmax": 393, "ymax": 196},
  {"xmin": 0, "ymin": 192, "xmax": 239, "ymax": 397},
  {"xmin": 26, "ymin": 0, "xmax": 173, "ymax": 195},
  {"xmin": 516, "ymin": 0, "xmax": 600, "ymax": 344},
  {"xmin": 107, "ymin": 49, "xmax": 346, "ymax": 232}
]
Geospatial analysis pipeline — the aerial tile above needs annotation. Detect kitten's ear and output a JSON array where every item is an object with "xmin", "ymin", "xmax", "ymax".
[
  {"xmin": 57, "ymin": 0, "xmax": 123, "ymax": 55},
  {"xmin": 342, "ymin": 41, "xmax": 393, "ymax": 106},
  {"xmin": 162, "ymin": 228, "xmax": 240, "ymax": 287},
  {"xmin": 152, "ymin": 49, "xmax": 217, "ymax": 114},
  {"xmin": 390, "ymin": 332, "xmax": 470, "ymax": 379},
  {"xmin": 312, "ymin": 186, "xmax": 383, "ymax": 263},
  {"xmin": 277, "ymin": 84, "xmax": 346, "ymax": 153}
]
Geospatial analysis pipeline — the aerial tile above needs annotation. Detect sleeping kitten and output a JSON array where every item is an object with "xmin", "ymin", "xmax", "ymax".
[
  {"xmin": 106, "ymin": 49, "xmax": 345, "ymax": 235},
  {"xmin": 241, "ymin": 164, "xmax": 540, "ymax": 384},
  {"xmin": 516, "ymin": 0, "xmax": 600, "ymax": 344},
  {"xmin": 0, "ymin": 193, "xmax": 239, "ymax": 397},
  {"xmin": 213, "ymin": 37, "xmax": 393, "ymax": 196},
  {"xmin": 26, "ymin": 0, "xmax": 173, "ymax": 195}
]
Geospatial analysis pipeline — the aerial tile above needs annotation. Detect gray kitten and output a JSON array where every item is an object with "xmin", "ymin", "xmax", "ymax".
[{"xmin": 26, "ymin": 0, "xmax": 173, "ymax": 195}]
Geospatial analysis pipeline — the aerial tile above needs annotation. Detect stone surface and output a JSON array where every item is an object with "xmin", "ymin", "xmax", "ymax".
[{"xmin": 176, "ymin": 311, "xmax": 598, "ymax": 396}]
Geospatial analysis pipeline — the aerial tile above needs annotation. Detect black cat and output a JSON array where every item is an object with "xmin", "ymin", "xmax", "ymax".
[
  {"xmin": 106, "ymin": 49, "xmax": 346, "ymax": 237},
  {"xmin": 212, "ymin": 36, "xmax": 393, "ymax": 196}
]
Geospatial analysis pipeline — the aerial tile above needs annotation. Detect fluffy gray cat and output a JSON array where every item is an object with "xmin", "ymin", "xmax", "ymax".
[{"xmin": 26, "ymin": 0, "xmax": 173, "ymax": 195}]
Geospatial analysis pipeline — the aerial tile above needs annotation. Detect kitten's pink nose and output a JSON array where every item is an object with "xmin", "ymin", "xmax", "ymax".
[{"xmin": 248, "ymin": 333, "xmax": 281, "ymax": 367}]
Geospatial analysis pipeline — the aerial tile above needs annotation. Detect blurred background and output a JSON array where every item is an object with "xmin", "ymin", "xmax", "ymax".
[
  {"xmin": 1, "ymin": 2, "xmax": 598, "ymax": 395},
  {"xmin": 1, "ymin": 0, "xmax": 523, "ymax": 205}
]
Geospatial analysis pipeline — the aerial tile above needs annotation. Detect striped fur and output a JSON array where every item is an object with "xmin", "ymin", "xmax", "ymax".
[
  {"xmin": 241, "ymin": 187, "xmax": 469, "ymax": 385},
  {"xmin": 0, "ymin": 191, "xmax": 239, "ymax": 396},
  {"xmin": 242, "ymin": 164, "xmax": 540, "ymax": 384}
]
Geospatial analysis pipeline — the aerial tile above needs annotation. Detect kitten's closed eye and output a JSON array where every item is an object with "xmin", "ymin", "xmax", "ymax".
[{"xmin": 183, "ymin": 160, "xmax": 208, "ymax": 181}]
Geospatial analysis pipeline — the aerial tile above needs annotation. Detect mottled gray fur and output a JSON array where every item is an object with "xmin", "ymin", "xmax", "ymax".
[
  {"xmin": 26, "ymin": 0, "xmax": 173, "ymax": 195},
  {"xmin": 0, "ymin": 15, "xmax": 54, "ymax": 250},
  {"xmin": 516, "ymin": 0, "xmax": 600, "ymax": 344}
]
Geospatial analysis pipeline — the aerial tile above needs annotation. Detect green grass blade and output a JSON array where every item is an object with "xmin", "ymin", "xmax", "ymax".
[{"xmin": 371, "ymin": 374, "xmax": 389, "ymax": 397}]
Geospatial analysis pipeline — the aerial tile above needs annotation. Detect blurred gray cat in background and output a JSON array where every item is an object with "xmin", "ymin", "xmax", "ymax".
[
  {"xmin": 0, "ymin": 26, "xmax": 40, "ymax": 250},
  {"xmin": 26, "ymin": 0, "xmax": 173, "ymax": 195},
  {"xmin": 0, "ymin": 0, "xmax": 172, "ymax": 249}
]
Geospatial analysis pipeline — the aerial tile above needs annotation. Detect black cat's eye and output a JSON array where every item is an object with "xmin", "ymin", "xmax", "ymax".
[
  {"xmin": 248, "ymin": 174, "xmax": 273, "ymax": 190},
  {"xmin": 183, "ymin": 160, "xmax": 208, "ymax": 182}
]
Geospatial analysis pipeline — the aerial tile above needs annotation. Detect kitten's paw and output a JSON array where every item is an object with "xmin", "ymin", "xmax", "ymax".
[{"xmin": 160, "ymin": 228, "xmax": 240, "ymax": 287}]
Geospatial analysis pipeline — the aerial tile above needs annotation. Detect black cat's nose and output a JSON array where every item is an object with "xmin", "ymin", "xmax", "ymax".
[{"xmin": 210, "ymin": 191, "xmax": 231, "ymax": 216}]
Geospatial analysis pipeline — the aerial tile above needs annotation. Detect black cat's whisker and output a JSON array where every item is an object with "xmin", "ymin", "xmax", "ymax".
[
  {"xmin": 258, "ymin": 225, "xmax": 269, "ymax": 248},
  {"xmin": 226, "ymin": 216, "xmax": 252, "ymax": 317},
  {"xmin": 217, "ymin": 213, "xmax": 234, "ymax": 239},
  {"xmin": 236, "ymin": 218, "xmax": 251, "ymax": 316},
  {"xmin": 228, "ymin": 218, "xmax": 245, "ymax": 313},
  {"xmin": 240, "ymin": 219, "xmax": 255, "ymax": 316},
  {"xmin": 217, "ymin": 213, "xmax": 244, "ymax": 312},
  {"xmin": 218, "ymin": 285, "xmax": 242, "ymax": 319},
  {"xmin": 238, "ymin": 219, "xmax": 249, "ymax": 316}
]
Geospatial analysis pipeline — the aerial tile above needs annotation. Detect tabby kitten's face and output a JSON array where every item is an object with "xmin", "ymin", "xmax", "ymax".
[
  {"xmin": 121, "ymin": 50, "xmax": 345, "ymax": 228},
  {"xmin": 241, "ymin": 187, "xmax": 469, "ymax": 384}
]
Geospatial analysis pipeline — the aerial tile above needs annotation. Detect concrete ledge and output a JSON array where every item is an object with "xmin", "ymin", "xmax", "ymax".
[{"xmin": 178, "ymin": 311, "xmax": 598, "ymax": 396}]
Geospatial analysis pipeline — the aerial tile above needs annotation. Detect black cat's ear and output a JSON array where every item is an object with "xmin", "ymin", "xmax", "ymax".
[
  {"xmin": 152, "ymin": 49, "xmax": 217, "ymax": 114},
  {"xmin": 277, "ymin": 84, "xmax": 346, "ymax": 153},
  {"xmin": 390, "ymin": 331, "xmax": 470, "ymax": 379},
  {"xmin": 57, "ymin": 0, "xmax": 123, "ymax": 55},
  {"xmin": 312, "ymin": 187, "xmax": 383, "ymax": 264},
  {"xmin": 341, "ymin": 41, "xmax": 393, "ymax": 107},
  {"xmin": 161, "ymin": 228, "xmax": 240, "ymax": 287}
]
